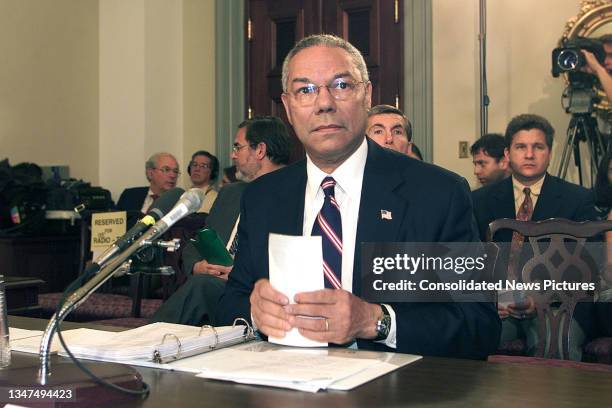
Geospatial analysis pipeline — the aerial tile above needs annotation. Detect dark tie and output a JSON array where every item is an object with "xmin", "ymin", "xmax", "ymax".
[
  {"xmin": 151, "ymin": 193, "xmax": 159, "ymax": 202},
  {"xmin": 311, "ymin": 177, "xmax": 343, "ymax": 289}
]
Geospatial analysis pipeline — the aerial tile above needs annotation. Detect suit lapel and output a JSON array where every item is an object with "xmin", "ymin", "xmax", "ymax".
[
  {"xmin": 491, "ymin": 177, "xmax": 516, "ymax": 220},
  {"xmin": 532, "ymin": 174, "xmax": 561, "ymax": 221},
  {"xmin": 354, "ymin": 141, "xmax": 410, "ymax": 292},
  {"xmin": 269, "ymin": 162, "xmax": 307, "ymax": 235},
  {"xmin": 490, "ymin": 177, "xmax": 516, "ymax": 242}
]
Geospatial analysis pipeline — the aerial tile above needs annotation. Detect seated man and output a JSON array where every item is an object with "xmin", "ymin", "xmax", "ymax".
[
  {"xmin": 150, "ymin": 116, "xmax": 291, "ymax": 325},
  {"xmin": 117, "ymin": 152, "xmax": 180, "ymax": 214},
  {"xmin": 216, "ymin": 34, "xmax": 500, "ymax": 359},
  {"xmin": 470, "ymin": 133, "xmax": 511, "ymax": 186},
  {"xmin": 472, "ymin": 113, "xmax": 597, "ymax": 360}
]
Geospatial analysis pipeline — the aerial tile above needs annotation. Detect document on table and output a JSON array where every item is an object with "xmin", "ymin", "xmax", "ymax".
[
  {"xmin": 9, "ymin": 327, "xmax": 95, "ymax": 354},
  {"xmin": 268, "ymin": 233, "xmax": 326, "ymax": 348},
  {"xmin": 191, "ymin": 341, "xmax": 422, "ymax": 392}
]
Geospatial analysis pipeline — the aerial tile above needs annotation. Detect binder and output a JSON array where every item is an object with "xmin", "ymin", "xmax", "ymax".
[
  {"xmin": 48, "ymin": 319, "xmax": 255, "ymax": 364},
  {"xmin": 190, "ymin": 228, "xmax": 234, "ymax": 266},
  {"xmin": 152, "ymin": 319, "xmax": 255, "ymax": 364}
]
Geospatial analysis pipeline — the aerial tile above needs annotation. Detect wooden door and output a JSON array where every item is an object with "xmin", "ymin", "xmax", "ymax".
[{"xmin": 246, "ymin": 0, "xmax": 403, "ymax": 161}]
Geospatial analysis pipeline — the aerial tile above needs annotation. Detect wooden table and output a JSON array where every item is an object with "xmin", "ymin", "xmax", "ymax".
[{"xmin": 7, "ymin": 316, "xmax": 612, "ymax": 408}]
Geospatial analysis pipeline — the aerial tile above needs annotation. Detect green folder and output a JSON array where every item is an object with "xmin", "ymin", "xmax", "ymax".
[{"xmin": 190, "ymin": 228, "xmax": 234, "ymax": 267}]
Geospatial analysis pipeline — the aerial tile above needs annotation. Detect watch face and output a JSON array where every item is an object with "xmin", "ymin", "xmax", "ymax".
[{"xmin": 376, "ymin": 315, "xmax": 391, "ymax": 338}]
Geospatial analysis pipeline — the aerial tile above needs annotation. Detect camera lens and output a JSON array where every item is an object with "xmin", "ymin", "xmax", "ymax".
[{"xmin": 557, "ymin": 49, "xmax": 580, "ymax": 71}]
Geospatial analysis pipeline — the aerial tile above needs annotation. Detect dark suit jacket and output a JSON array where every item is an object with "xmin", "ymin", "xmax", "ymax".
[
  {"xmin": 207, "ymin": 182, "xmax": 248, "ymax": 244},
  {"xmin": 116, "ymin": 186, "xmax": 149, "ymax": 213},
  {"xmin": 217, "ymin": 139, "xmax": 500, "ymax": 359},
  {"xmin": 472, "ymin": 174, "xmax": 597, "ymax": 242}
]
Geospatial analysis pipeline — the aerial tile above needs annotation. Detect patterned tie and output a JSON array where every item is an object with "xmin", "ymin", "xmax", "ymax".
[
  {"xmin": 508, "ymin": 187, "xmax": 533, "ymax": 280},
  {"xmin": 311, "ymin": 177, "xmax": 343, "ymax": 289},
  {"xmin": 514, "ymin": 187, "xmax": 533, "ymax": 235}
]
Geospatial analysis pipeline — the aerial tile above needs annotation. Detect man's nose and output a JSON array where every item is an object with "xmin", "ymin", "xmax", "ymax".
[
  {"xmin": 384, "ymin": 132, "xmax": 394, "ymax": 144},
  {"xmin": 314, "ymin": 86, "xmax": 336, "ymax": 114}
]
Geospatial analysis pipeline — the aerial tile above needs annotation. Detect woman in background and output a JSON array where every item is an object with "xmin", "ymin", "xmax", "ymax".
[{"xmin": 188, "ymin": 150, "xmax": 219, "ymax": 213}]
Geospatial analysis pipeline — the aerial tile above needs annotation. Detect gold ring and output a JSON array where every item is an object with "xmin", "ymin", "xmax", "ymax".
[{"xmin": 325, "ymin": 318, "xmax": 329, "ymax": 332}]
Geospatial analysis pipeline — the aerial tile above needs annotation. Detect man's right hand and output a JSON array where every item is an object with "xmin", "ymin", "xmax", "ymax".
[
  {"xmin": 250, "ymin": 279, "xmax": 291, "ymax": 338},
  {"xmin": 193, "ymin": 259, "xmax": 232, "ymax": 280}
]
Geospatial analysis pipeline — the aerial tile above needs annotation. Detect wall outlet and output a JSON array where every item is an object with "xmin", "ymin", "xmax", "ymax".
[{"xmin": 459, "ymin": 141, "xmax": 469, "ymax": 158}]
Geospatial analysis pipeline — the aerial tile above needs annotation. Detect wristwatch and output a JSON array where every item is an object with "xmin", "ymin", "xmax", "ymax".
[{"xmin": 375, "ymin": 304, "xmax": 391, "ymax": 341}]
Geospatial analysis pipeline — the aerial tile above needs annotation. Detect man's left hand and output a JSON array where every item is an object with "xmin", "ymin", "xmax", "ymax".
[{"xmin": 284, "ymin": 289, "xmax": 381, "ymax": 344}]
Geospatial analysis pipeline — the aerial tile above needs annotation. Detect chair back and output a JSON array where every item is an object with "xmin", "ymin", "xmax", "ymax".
[{"xmin": 487, "ymin": 218, "xmax": 612, "ymax": 359}]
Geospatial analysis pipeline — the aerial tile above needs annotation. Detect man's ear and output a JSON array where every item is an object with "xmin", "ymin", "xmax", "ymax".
[
  {"xmin": 256, "ymin": 142, "xmax": 267, "ymax": 160},
  {"xmin": 364, "ymin": 81, "xmax": 372, "ymax": 109},
  {"xmin": 281, "ymin": 93, "xmax": 294, "ymax": 126},
  {"xmin": 500, "ymin": 155, "xmax": 510, "ymax": 170}
]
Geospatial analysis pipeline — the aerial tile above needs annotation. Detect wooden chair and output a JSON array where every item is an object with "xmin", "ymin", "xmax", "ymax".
[{"xmin": 488, "ymin": 218, "xmax": 612, "ymax": 360}]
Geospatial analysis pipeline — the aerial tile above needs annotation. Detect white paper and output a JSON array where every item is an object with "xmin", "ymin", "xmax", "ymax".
[
  {"xmin": 268, "ymin": 233, "xmax": 326, "ymax": 347},
  {"xmin": 196, "ymin": 348, "xmax": 377, "ymax": 392},
  {"xmin": 497, "ymin": 289, "xmax": 527, "ymax": 308},
  {"xmin": 9, "ymin": 328, "xmax": 99, "ymax": 354}
]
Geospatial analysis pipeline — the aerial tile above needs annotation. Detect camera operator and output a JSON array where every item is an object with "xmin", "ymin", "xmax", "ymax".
[{"xmin": 581, "ymin": 34, "xmax": 612, "ymax": 102}]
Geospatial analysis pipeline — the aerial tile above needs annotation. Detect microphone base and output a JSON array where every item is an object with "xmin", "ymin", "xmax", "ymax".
[{"xmin": 0, "ymin": 353, "xmax": 146, "ymax": 407}]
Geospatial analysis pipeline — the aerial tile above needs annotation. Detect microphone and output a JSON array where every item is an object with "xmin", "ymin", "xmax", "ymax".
[
  {"xmin": 114, "ymin": 187, "xmax": 185, "ymax": 250},
  {"xmin": 152, "ymin": 188, "xmax": 206, "ymax": 235},
  {"xmin": 87, "ymin": 187, "xmax": 185, "ymax": 274}
]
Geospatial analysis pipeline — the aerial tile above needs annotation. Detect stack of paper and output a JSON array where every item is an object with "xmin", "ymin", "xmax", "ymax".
[
  {"xmin": 10, "ymin": 327, "xmax": 94, "ymax": 354},
  {"xmin": 195, "ymin": 348, "xmax": 377, "ymax": 392},
  {"xmin": 188, "ymin": 344, "xmax": 422, "ymax": 393}
]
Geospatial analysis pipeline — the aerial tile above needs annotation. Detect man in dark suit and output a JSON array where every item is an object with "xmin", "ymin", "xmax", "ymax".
[
  {"xmin": 150, "ymin": 117, "xmax": 291, "ymax": 325},
  {"xmin": 216, "ymin": 34, "xmax": 500, "ymax": 359},
  {"xmin": 116, "ymin": 152, "xmax": 180, "ymax": 214},
  {"xmin": 472, "ymin": 114, "xmax": 596, "ymax": 247},
  {"xmin": 472, "ymin": 113, "xmax": 597, "ymax": 359}
]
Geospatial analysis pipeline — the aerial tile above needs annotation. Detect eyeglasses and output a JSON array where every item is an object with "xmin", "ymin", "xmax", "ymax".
[
  {"xmin": 155, "ymin": 166, "xmax": 181, "ymax": 175},
  {"xmin": 286, "ymin": 78, "xmax": 368, "ymax": 106},
  {"xmin": 232, "ymin": 143, "xmax": 253, "ymax": 153},
  {"xmin": 190, "ymin": 162, "xmax": 211, "ymax": 170}
]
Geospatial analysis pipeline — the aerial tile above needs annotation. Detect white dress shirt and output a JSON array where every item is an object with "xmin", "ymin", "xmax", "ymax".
[
  {"xmin": 302, "ymin": 137, "xmax": 397, "ymax": 348},
  {"xmin": 512, "ymin": 174, "xmax": 545, "ymax": 215}
]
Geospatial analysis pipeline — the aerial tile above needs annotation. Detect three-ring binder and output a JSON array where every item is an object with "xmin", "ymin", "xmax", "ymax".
[{"xmin": 152, "ymin": 318, "xmax": 255, "ymax": 364}]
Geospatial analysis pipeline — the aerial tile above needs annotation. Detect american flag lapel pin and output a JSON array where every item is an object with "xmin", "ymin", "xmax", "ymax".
[{"xmin": 381, "ymin": 209, "xmax": 392, "ymax": 220}]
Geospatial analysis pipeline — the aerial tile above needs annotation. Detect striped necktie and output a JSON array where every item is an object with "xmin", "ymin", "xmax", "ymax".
[{"xmin": 311, "ymin": 177, "xmax": 343, "ymax": 289}]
